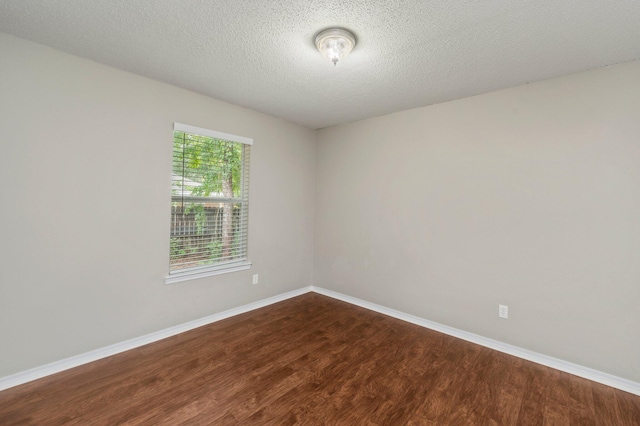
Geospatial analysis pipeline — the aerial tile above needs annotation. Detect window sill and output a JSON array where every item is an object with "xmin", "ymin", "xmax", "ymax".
[{"xmin": 165, "ymin": 261, "xmax": 252, "ymax": 284}]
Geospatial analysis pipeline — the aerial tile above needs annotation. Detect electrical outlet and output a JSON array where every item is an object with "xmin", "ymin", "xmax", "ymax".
[
  {"xmin": 499, "ymin": 304, "xmax": 508, "ymax": 319},
  {"xmin": 252, "ymin": 274, "xmax": 259, "ymax": 285}
]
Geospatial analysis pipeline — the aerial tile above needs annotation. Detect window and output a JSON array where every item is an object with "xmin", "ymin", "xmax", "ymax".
[{"xmin": 167, "ymin": 123, "xmax": 252, "ymax": 283}]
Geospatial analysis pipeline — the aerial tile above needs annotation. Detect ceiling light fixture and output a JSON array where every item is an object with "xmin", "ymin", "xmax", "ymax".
[{"xmin": 315, "ymin": 28, "xmax": 356, "ymax": 66}]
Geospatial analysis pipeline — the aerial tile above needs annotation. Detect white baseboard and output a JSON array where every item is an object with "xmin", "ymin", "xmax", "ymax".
[
  {"xmin": 311, "ymin": 286, "xmax": 640, "ymax": 396},
  {"xmin": 0, "ymin": 286, "xmax": 313, "ymax": 392},
  {"xmin": 2, "ymin": 285, "xmax": 639, "ymax": 397}
]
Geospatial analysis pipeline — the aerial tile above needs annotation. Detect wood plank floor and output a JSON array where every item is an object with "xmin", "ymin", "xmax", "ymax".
[{"xmin": 1, "ymin": 293, "xmax": 639, "ymax": 425}]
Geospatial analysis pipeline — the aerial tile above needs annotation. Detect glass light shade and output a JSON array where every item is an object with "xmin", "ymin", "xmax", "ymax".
[{"xmin": 315, "ymin": 29, "xmax": 356, "ymax": 65}]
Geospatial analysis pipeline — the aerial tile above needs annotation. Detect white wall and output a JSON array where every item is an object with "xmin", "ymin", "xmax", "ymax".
[
  {"xmin": 0, "ymin": 34, "xmax": 316, "ymax": 377},
  {"xmin": 315, "ymin": 61, "xmax": 640, "ymax": 382}
]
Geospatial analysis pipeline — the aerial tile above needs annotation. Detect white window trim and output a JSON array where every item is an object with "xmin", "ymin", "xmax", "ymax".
[
  {"xmin": 173, "ymin": 123, "xmax": 253, "ymax": 146},
  {"xmin": 168, "ymin": 123, "xmax": 253, "ymax": 284},
  {"xmin": 165, "ymin": 260, "xmax": 252, "ymax": 284}
]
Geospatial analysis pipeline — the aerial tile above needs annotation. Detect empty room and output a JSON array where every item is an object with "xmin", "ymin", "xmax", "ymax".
[{"xmin": 1, "ymin": 1, "xmax": 639, "ymax": 424}]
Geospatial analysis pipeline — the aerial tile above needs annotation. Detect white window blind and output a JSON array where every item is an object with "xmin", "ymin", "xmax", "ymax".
[{"xmin": 168, "ymin": 123, "xmax": 251, "ymax": 281}]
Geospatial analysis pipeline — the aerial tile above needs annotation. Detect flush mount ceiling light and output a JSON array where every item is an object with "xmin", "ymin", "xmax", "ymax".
[{"xmin": 315, "ymin": 28, "xmax": 356, "ymax": 66}]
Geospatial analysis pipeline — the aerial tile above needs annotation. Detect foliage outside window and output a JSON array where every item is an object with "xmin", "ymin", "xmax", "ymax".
[{"xmin": 169, "ymin": 123, "xmax": 251, "ymax": 282}]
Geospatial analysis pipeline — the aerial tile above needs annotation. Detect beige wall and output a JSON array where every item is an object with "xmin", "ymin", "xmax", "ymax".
[
  {"xmin": 2, "ymin": 31, "xmax": 640, "ymax": 385},
  {"xmin": 315, "ymin": 61, "xmax": 640, "ymax": 382},
  {"xmin": 0, "ymin": 34, "xmax": 316, "ymax": 377}
]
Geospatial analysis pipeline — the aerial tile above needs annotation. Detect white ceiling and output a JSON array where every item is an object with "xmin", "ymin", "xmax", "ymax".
[{"xmin": 1, "ymin": 1, "xmax": 640, "ymax": 129}]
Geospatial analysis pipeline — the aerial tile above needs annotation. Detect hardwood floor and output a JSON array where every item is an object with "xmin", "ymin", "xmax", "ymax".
[{"xmin": 1, "ymin": 293, "xmax": 639, "ymax": 425}]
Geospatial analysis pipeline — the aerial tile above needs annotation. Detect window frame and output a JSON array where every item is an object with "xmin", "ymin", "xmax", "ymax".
[{"xmin": 166, "ymin": 122, "xmax": 252, "ymax": 284}]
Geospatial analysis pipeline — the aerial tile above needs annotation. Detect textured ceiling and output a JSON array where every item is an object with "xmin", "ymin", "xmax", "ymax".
[{"xmin": 1, "ymin": 1, "xmax": 640, "ymax": 129}]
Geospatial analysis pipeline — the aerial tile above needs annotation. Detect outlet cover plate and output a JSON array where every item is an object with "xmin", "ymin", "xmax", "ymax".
[{"xmin": 499, "ymin": 304, "xmax": 508, "ymax": 319}]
